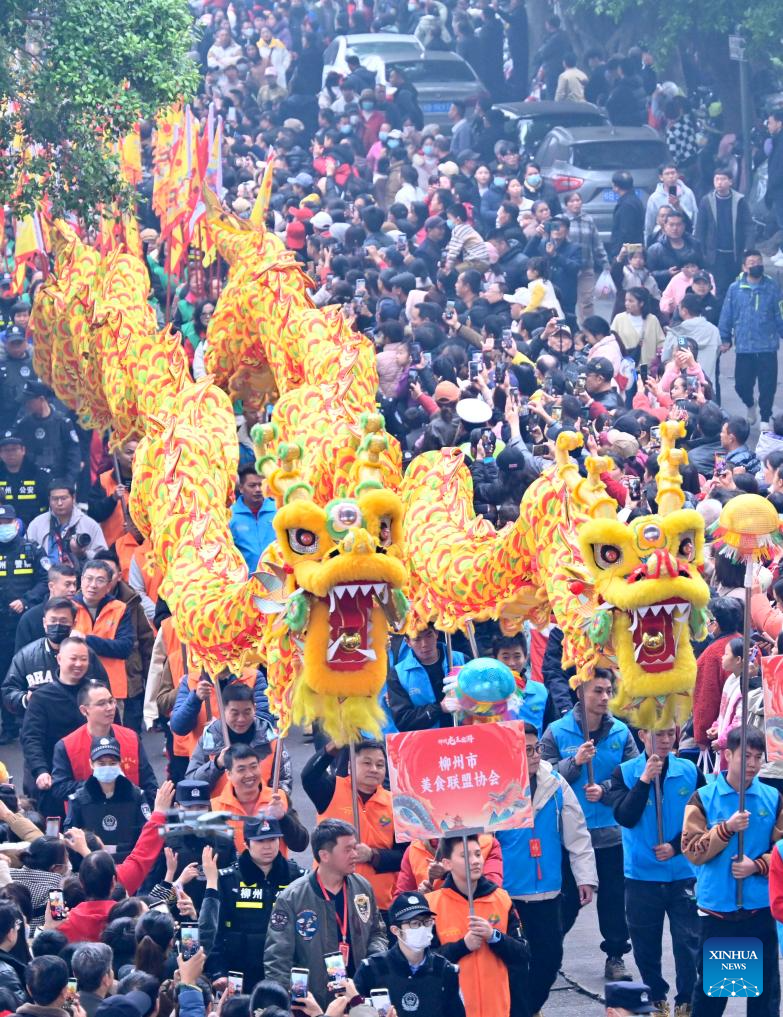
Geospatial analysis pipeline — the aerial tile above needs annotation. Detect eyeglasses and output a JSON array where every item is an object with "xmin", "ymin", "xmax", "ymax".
[
  {"xmin": 525, "ymin": 742, "xmax": 543, "ymax": 757},
  {"xmin": 406, "ymin": 917, "xmax": 434, "ymax": 929},
  {"xmin": 50, "ymin": 494, "xmax": 72, "ymax": 503}
]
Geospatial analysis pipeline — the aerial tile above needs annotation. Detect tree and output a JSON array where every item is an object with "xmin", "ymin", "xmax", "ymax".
[{"xmin": 0, "ymin": 0, "xmax": 199, "ymax": 219}]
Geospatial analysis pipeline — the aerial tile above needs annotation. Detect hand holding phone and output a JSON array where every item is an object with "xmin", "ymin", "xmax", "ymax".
[
  {"xmin": 369, "ymin": 989, "xmax": 393, "ymax": 1015},
  {"xmin": 227, "ymin": 972, "xmax": 243, "ymax": 997},
  {"xmin": 49, "ymin": 890, "xmax": 66, "ymax": 922},
  {"xmin": 179, "ymin": 924, "xmax": 200, "ymax": 960},
  {"xmin": 324, "ymin": 952, "xmax": 347, "ymax": 991},
  {"xmin": 290, "ymin": 969, "xmax": 309, "ymax": 1003}
]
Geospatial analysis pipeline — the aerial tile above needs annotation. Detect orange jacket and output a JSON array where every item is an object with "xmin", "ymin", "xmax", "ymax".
[
  {"xmin": 131, "ymin": 541, "xmax": 163, "ymax": 607},
  {"xmin": 396, "ymin": 834, "xmax": 502, "ymax": 895},
  {"xmin": 317, "ymin": 777, "xmax": 397, "ymax": 910},
  {"xmin": 427, "ymin": 882, "xmax": 513, "ymax": 1017},
  {"xmin": 73, "ymin": 600, "xmax": 129, "ymax": 699},
  {"xmin": 99, "ymin": 471, "xmax": 126, "ymax": 548},
  {"xmin": 210, "ymin": 776, "xmax": 288, "ymax": 854}
]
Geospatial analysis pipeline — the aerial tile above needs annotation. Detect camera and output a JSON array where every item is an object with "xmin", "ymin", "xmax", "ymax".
[
  {"xmin": 160, "ymin": 808, "xmax": 236, "ymax": 856},
  {"xmin": 481, "ymin": 429, "xmax": 497, "ymax": 453}
]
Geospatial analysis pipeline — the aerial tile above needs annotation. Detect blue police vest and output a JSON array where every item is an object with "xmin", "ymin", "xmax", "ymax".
[
  {"xmin": 695, "ymin": 774, "xmax": 779, "ymax": 913},
  {"xmin": 619, "ymin": 754, "xmax": 697, "ymax": 882},
  {"xmin": 498, "ymin": 778, "xmax": 564, "ymax": 897},
  {"xmin": 550, "ymin": 710, "xmax": 629, "ymax": 829},
  {"xmin": 510, "ymin": 679, "xmax": 548, "ymax": 737}
]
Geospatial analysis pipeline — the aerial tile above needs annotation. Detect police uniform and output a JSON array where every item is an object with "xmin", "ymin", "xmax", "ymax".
[
  {"xmin": 211, "ymin": 817, "xmax": 304, "ymax": 988},
  {"xmin": 64, "ymin": 736, "xmax": 151, "ymax": 862},
  {"xmin": 0, "ymin": 328, "xmax": 35, "ymax": 430},
  {"xmin": 0, "ymin": 433, "xmax": 48, "ymax": 526},
  {"xmin": 0, "ymin": 503, "xmax": 47, "ymax": 674},
  {"xmin": 15, "ymin": 383, "xmax": 81, "ymax": 484},
  {"xmin": 605, "ymin": 980, "xmax": 655, "ymax": 1014}
]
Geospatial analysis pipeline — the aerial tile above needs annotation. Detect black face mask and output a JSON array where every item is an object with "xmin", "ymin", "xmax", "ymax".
[
  {"xmin": 747, "ymin": 265, "xmax": 764, "ymax": 279},
  {"xmin": 45, "ymin": 623, "xmax": 72, "ymax": 645}
]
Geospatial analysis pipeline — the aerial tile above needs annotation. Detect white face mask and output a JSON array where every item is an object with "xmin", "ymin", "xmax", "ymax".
[
  {"xmin": 403, "ymin": 925, "xmax": 434, "ymax": 950},
  {"xmin": 93, "ymin": 764, "xmax": 122, "ymax": 783}
]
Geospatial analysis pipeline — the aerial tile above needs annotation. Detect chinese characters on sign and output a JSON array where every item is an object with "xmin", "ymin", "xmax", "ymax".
[
  {"xmin": 386, "ymin": 721, "xmax": 532, "ymax": 842},
  {"xmin": 761, "ymin": 655, "xmax": 783, "ymax": 763}
]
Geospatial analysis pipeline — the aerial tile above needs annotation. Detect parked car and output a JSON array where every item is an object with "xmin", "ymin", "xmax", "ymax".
[
  {"xmin": 535, "ymin": 125, "xmax": 670, "ymax": 239},
  {"xmin": 321, "ymin": 33, "xmax": 424, "ymax": 85},
  {"xmin": 384, "ymin": 53, "xmax": 486, "ymax": 128},
  {"xmin": 494, "ymin": 100, "xmax": 609, "ymax": 161}
]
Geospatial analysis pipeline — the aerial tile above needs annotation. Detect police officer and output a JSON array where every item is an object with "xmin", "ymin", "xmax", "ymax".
[
  {"xmin": 15, "ymin": 382, "xmax": 81, "ymax": 485},
  {"xmin": 0, "ymin": 503, "xmax": 47, "ymax": 743},
  {"xmin": 541, "ymin": 670, "xmax": 638, "ymax": 981},
  {"xmin": 608, "ymin": 725, "xmax": 701, "ymax": 1016},
  {"xmin": 210, "ymin": 816, "xmax": 304, "ymax": 989},
  {"xmin": 0, "ymin": 326, "xmax": 36, "ymax": 430},
  {"xmin": 354, "ymin": 891, "xmax": 465, "ymax": 1017},
  {"xmin": 0, "ymin": 432, "xmax": 49, "ymax": 526},
  {"xmin": 64, "ymin": 735, "xmax": 151, "ymax": 862}
]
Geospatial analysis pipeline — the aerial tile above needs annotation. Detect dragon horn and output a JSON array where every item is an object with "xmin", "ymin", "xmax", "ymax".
[
  {"xmin": 655, "ymin": 419, "xmax": 687, "ymax": 516},
  {"xmin": 554, "ymin": 431, "xmax": 617, "ymax": 519},
  {"xmin": 250, "ymin": 149, "xmax": 276, "ymax": 228}
]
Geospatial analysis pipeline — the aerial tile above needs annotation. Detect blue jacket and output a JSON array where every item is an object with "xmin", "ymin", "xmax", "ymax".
[
  {"xmin": 618, "ymin": 754, "xmax": 697, "ymax": 882},
  {"xmin": 523, "ymin": 236, "xmax": 582, "ymax": 312},
  {"xmin": 693, "ymin": 774, "xmax": 779, "ymax": 913},
  {"xmin": 508, "ymin": 678, "xmax": 549, "ymax": 737},
  {"xmin": 386, "ymin": 641, "xmax": 467, "ymax": 732},
  {"xmin": 169, "ymin": 670, "xmax": 274, "ymax": 737},
  {"xmin": 229, "ymin": 496, "xmax": 277, "ymax": 573},
  {"xmin": 499, "ymin": 778, "xmax": 564, "ymax": 897},
  {"xmin": 718, "ymin": 274, "xmax": 783, "ymax": 354}
]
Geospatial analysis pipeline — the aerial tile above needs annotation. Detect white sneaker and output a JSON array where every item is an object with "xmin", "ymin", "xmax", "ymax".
[
  {"xmin": 747, "ymin": 405, "xmax": 758, "ymax": 426},
  {"xmin": 761, "ymin": 418, "xmax": 773, "ymax": 432}
]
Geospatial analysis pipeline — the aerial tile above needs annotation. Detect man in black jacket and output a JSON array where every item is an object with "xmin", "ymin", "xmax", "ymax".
[
  {"xmin": 14, "ymin": 562, "xmax": 78, "ymax": 651},
  {"xmin": 695, "ymin": 168, "xmax": 754, "ymax": 298},
  {"xmin": 604, "ymin": 56, "xmax": 646, "ymax": 126},
  {"xmin": 354, "ymin": 892, "xmax": 466, "ymax": 1017},
  {"xmin": 209, "ymin": 816, "xmax": 304, "ymax": 989},
  {"xmin": 0, "ymin": 431, "xmax": 49, "ymax": 526},
  {"xmin": 531, "ymin": 15, "xmax": 570, "ymax": 100},
  {"xmin": 20, "ymin": 636, "xmax": 109, "ymax": 808},
  {"xmin": 765, "ymin": 110, "xmax": 783, "ymax": 265},
  {"xmin": 15, "ymin": 382, "xmax": 81, "ymax": 485},
  {"xmin": 645, "ymin": 211, "xmax": 703, "ymax": 292},
  {"xmin": 608, "ymin": 171, "xmax": 644, "ymax": 258},
  {"xmin": 3, "ymin": 596, "xmax": 108, "ymax": 717}
]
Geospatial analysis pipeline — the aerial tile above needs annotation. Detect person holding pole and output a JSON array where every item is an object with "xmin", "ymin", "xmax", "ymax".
[
  {"xmin": 425, "ymin": 834, "xmax": 528, "ymax": 1017},
  {"xmin": 607, "ymin": 725, "xmax": 701, "ymax": 1015},
  {"xmin": 541, "ymin": 669, "xmax": 638, "ymax": 981},
  {"xmin": 302, "ymin": 739, "xmax": 404, "ymax": 915},
  {"xmin": 682, "ymin": 725, "xmax": 783, "ymax": 1015}
]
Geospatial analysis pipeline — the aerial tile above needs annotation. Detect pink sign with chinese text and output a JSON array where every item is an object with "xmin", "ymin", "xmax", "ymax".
[
  {"xmin": 762, "ymin": 654, "xmax": 783, "ymax": 763},
  {"xmin": 386, "ymin": 721, "xmax": 532, "ymax": 842}
]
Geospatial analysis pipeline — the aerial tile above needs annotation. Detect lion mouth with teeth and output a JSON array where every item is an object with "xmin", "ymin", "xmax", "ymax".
[
  {"xmin": 271, "ymin": 487, "xmax": 408, "ymax": 737},
  {"xmin": 578, "ymin": 509, "xmax": 711, "ymax": 727}
]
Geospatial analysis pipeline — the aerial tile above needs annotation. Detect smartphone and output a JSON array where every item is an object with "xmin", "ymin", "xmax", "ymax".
[
  {"xmin": 422, "ymin": 351, "xmax": 432, "ymax": 367},
  {"xmin": 66, "ymin": 980, "xmax": 77, "ymax": 1003},
  {"xmin": 446, "ymin": 299, "xmax": 456, "ymax": 312},
  {"xmin": 355, "ymin": 277, "xmax": 366, "ymax": 297},
  {"xmin": 626, "ymin": 243, "xmax": 643, "ymax": 255},
  {"xmin": 686, "ymin": 375, "xmax": 699, "ymax": 395},
  {"xmin": 49, "ymin": 890, "xmax": 66, "ymax": 922},
  {"xmin": 396, "ymin": 236, "xmax": 407, "ymax": 251},
  {"xmin": 495, "ymin": 362, "xmax": 506, "ymax": 385},
  {"xmin": 640, "ymin": 364, "xmax": 648, "ymax": 382},
  {"xmin": 227, "ymin": 972, "xmax": 243, "ymax": 997},
  {"xmin": 575, "ymin": 374, "xmax": 586, "ymax": 394},
  {"xmin": 408, "ymin": 368, "xmax": 419, "ymax": 385},
  {"xmin": 327, "ymin": 273, "xmax": 334, "ymax": 286},
  {"xmin": 369, "ymin": 989, "xmax": 393, "ymax": 1016},
  {"xmin": 46, "ymin": 817, "xmax": 61, "ymax": 838},
  {"xmin": 324, "ymin": 952, "xmax": 347, "ymax": 988},
  {"xmin": 650, "ymin": 425, "xmax": 661, "ymax": 443},
  {"xmin": 551, "ymin": 405, "xmax": 562, "ymax": 421},
  {"xmin": 290, "ymin": 968, "xmax": 309, "ymax": 1002},
  {"xmin": 179, "ymin": 924, "xmax": 199, "ymax": 960},
  {"xmin": 532, "ymin": 443, "xmax": 551, "ymax": 457},
  {"xmin": 677, "ymin": 335, "xmax": 689, "ymax": 351},
  {"xmin": 668, "ymin": 184, "xmax": 677, "ymax": 196},
  {"xmin": 509, "ymin": 373, "xmax": 519, "ymax": 392},
  {"xmin": 579, "ymin": 404, "xmax": 590, "ymax": 421},
  {"xmin": 469, "ymin": 360, "xmax": 480, "ymax": 381},
  {"xmin": 410, "ymin": 341, "xmax": 422, "ymax": 364},
  {"xmin": 625, "ymin": 476, "xmax": 641, "ymax": 500},
  {"xmin": 481, "ymin": 428, "xmax": 497, "ymax": 453},
  {"xmin": 714, "ymin": 453, "xmax": 727, "ymax": 474}
]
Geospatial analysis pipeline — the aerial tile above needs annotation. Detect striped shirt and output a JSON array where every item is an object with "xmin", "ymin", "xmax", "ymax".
[{"xmin": 446, "ymin": 222, "xmax": 491, "ymax": 265}]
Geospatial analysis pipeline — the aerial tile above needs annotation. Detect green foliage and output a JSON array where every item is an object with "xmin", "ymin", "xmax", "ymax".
[{"xmin": 0, "ymin": 0, "xmax": 199, "ymax": 219}]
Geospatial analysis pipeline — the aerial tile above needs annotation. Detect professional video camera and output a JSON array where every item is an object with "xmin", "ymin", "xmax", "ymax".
[{"xmin": 159, "ymin": 808, "xmax": 237, "ymax": 854}]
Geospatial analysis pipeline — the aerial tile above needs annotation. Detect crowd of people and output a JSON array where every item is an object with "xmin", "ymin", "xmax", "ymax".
[{"xmin": 3, "ymin": 2, "xmax": 783, "ymax": 1017}]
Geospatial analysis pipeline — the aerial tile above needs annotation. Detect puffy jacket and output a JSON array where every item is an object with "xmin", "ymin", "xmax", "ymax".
[
  {"xmin": 185, "ymin": 717, "xmax": 291, "ymax": 796},
  {"xmin": 169, "ymin": 671, "xmax": 273, "ymax": 741},
  {"xmin": 719, "ymin": 274, "xmax": 783, "ymax": 354},
  {"xmin": 2, "ymin": 637, "xmax": 108, "ymax": 715},
  {"xmin": 21, "ymin": 676, "xmax": 109, "ymax": 780},
  {"xmin": 0, "ymin": 949, "xmax": 27, "ymax": 1007},
  {"xmin": 354, "ymin": 943, "xmax": 465, "ymax": 1017}
]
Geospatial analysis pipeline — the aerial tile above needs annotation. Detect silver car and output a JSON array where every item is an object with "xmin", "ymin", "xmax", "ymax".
[
  {"xmin": 535, "ymin": 125, "xmax": 670, "ymax": 239},
  {"xmin": 384, "ymin": 53, "xmax": 486, "ymax": 129},
  {"xmin": 321, "ymin": 33, "xmax": 424, "ymax": 85}
]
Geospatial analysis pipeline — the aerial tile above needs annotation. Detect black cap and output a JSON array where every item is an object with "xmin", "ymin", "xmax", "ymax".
[
  {"xmin": 244, "ymin": 816, "xmax": 283, "ymax": 841},
  {"xmin": 175, "ymin": 779, "xmax": 211, "ymax": 806},
  {"xmin": 4, "ymin": 325, "xmax": 25, "ymax": 343},
  {"xmin": 94, "ymin": 992, "xmax": 153, "ymax": 1017},
  {"xmin": 388, "ymin": 892, "xmax": 435, "ymax": 927},
  {"xmin": 0, "ymin": 504, "xmax": 17, "ymax": 521},
  {"xmin": 90, "ymin": 736, "xmax": 122, "ymax": 761},
  {"xmin": 23, "ymin": 381, "xmax": 50, "ymax": 399},
  {"xmin": 585, "ymin": 356, "xmax": 614, "ymax": 382},
  {"xmin": 604, "ymin": 982, "xmax": 654, "ymax": 1014},
  {"xmin": 0, "ymin": 431, "xmax": 23, "ymax": 448},
  {"xmin": 692, "ymin": 271, "xmax": 711, "ymax": 284}
]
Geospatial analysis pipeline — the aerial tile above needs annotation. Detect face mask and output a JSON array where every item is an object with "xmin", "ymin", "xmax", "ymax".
[
  {"xmin": 403, "ymin": 926, "xmax": 434, "ymax": 950},
  {"xmin": 93, "ymin": 765, "xmax": 122, "ymax": 783},
  {"xmin": 423, "ymin": 144, "xmax": 434, "ymax": 156},
  {"xmin": 388, "ymin": 139, "xmax": 400, "ymax": 149},
  {"xmin": 493, "ymin": 176, "xmax": 505, "ymax": 188},
  {"xmin": 350, "ymin": 115, "xmax": 360, "ymax": 125},
  {"xmin": 45, "ymin": 623, "xmax": 71, "ymax": 644},
  {"xmin": 0, "ymin": 523, "xmax": 17, "ymax": 543},
  {"xmin": 526, "ymin": 174, "xmax": 542, "ymax": 188},
  {"xmin": 446, "ymin": 218, "xmax": 455, "ymax": 229},
  {"xmin": 361, "ymin": 101, "xmax": 373, "ymax": 111},
  {"xmin": 340, "ymin": 124, "xmax": 352, "ymax": 134},
  {"xmin": 748, "ymin": 265, "xmax": 764, "ymax": 279},
  {"xmin": 378, "ymin": 130, "xmax": 389, "ymax": 141}
]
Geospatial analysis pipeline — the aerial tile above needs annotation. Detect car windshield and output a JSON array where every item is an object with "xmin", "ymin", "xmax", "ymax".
[
  {"xmin": 519, "ymin": 113, "xmax": 606, "ymax": 151},
  {"xmin": 387, "ymin": 60, "xmax": 476, "ymax": 83},
  {"xmin": 353, "ymin": 41, "xmax": 419, "ymax": 58},
  {"xmin": 569, "ymin": 141, "xmax": 669, "ymax": 170}
]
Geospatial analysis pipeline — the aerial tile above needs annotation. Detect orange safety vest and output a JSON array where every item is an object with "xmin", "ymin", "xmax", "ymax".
[
  {"xmin": 407, "ymin": 834, "xmax": 495, "ymax": 891},
  {"xmin": 317, "ymin": 777, "xmax": 397, "ymax": 910},
  {"xmin": 427, "ymin": 883, "xmax": 512, "ymax": 1017},
  {"xmin": 99, "ymin": 471, "xmax": 126, "ymax": 548},
  {"xmin": 210, "ymin": 778, "xmax": 289, "ymax": 854},
  {"xmin": 62, "ymin": 723, "xmax": 140, "ymax": 786},
  {"xmin": 73, "ymin": 600, "xmax": 128, "ymax": 699},
  {"xmin": 131, "ymin": 541, "xmax": 163, "ymax": 606}
]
